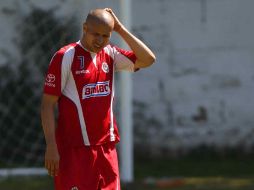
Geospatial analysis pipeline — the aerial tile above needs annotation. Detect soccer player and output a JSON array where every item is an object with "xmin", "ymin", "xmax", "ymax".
[{"xmin": 41, "ymin": 8, "xmax": 155, "ymax": 190}]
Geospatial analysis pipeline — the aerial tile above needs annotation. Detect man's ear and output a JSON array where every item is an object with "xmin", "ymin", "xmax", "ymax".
[{"xmin": 83, "ymin": 23, "xmax": 88, "ymax": 33}]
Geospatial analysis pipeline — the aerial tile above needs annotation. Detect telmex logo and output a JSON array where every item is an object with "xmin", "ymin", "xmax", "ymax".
[
  {"xmin": 46, "ymin": 74, "xmax": 56, "ymax": 83},
  {"xmin": 82, "ymin": 81, "xmax": 110, "ymax": 99}
]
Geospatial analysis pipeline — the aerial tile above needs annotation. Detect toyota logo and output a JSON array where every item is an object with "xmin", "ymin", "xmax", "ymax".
[{"xmin": 46, "ymin": 74, "xmax": 56, "ymax": 83}]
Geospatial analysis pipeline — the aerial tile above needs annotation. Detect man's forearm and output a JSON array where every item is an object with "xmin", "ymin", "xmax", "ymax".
[
  {"xmin": 105, "ymin": 8, "xmax": 155, "ymax": 67},
  {"xmin": 117, "ymin": 25, "xmax": 156, "ymax": 67},
  {"xmin": 41, "ymin": 94, "xmax": 60, "ymax": 177},
  {"xmin": 41, "ymin": 104, "xmax": 57, "ymax": 147}
]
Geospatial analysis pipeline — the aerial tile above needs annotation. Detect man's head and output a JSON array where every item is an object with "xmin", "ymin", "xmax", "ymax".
[{"xmin": 81, "ymin": 9, "xmax": 114, "ymax": 53}]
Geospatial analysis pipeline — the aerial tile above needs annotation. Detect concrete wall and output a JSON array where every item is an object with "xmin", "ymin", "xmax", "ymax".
[
  {"xmin": 131, "ymin": 0, "xmax": 254, "ymax": 152},
  {"xmin": 1, "ymin": 0, "xmax": 254, "ymax": 152}
]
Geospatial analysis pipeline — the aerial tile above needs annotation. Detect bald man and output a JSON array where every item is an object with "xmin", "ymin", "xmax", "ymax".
[{"xmin": 41, "ymin": 8, "xmax": 155, "ymax": 190}]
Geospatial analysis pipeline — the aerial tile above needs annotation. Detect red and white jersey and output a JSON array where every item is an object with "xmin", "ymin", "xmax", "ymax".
[{"xmin": 43, "ymin": 41, "xmax": 137, "ymax": 147}]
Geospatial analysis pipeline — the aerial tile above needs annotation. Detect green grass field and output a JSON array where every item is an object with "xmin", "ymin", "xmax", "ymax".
[
  {"xmin": 1, "ymin": 176, "xmax": 254, "ymax": 190},
  {"xmin": 1, "ymin": 154, "xmax": 254, "ymax": 190}
]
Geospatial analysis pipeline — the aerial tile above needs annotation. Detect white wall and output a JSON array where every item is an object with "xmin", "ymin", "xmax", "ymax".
[{"xmin": 131, "ymin": 0, "xmax": 254, "ymax": 151}]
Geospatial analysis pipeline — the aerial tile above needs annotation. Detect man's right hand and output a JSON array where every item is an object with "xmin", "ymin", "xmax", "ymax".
[
  {"xmin": 105, "ymin": 8, "xmax": 123, "ymax": 33},
  {"xmin": 41, "ymin": 94, "xmax": 60, "ymax": 177},
  {"xmin": 45, "ymin": 144, "xmax": 60, "ymax": 177}
]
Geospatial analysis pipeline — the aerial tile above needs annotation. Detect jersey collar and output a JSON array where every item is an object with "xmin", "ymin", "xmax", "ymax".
[{"xmin": 77, "ymin": 40, "xmax": 95, "ymax": 54}]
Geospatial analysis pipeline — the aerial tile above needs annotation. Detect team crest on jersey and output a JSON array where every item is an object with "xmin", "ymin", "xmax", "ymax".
[
  {"xmin": 82, "ymin": 81, "xmax": 110, "ymax": 99},
  {"xmin": 102, "ymin": 62, "xmax": 109, "ymax": 73}
]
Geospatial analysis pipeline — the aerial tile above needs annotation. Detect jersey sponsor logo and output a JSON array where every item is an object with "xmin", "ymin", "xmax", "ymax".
[
  {"xmin": 75, "ymin": 70, "xmax": 90, "ymax": 75},
  {"xmin": 71, "ymin": 187, "xmax": 78, "ymax": 190},
  {"xmin": 46, "ymin": 74, "xmax": 55, "ymax": 83},
  {"xmin": 82, "ymin": 81, "xmax": 110, "ymax": 99},
  {"xmin": 102, "ymin": 62, "xmax": 109, "ymax": 73},
  {"xmin": 45, "ymin": 74, "xmax": 56, "ymax": 87}
]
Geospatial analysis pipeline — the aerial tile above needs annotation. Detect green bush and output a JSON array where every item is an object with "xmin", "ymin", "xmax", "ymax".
[{"xmin": 0, "ymin": 8, "xmax": 77, "ymax": 167}]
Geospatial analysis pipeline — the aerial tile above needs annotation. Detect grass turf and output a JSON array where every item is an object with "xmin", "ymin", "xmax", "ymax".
[{"xmin": 1, "ymin": 155, "xmax": 254, "ymax": 190}]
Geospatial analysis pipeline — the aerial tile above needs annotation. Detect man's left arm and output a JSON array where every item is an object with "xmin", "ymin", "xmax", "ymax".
[{"xmin": 106, "ymin": 8, "xmax": 156, "ymax": 69}]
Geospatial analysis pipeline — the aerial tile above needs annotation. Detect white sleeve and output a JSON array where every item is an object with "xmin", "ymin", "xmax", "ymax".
[
  {"xmin": 114, "ymin": 52, "xmax": 135, "ymax": 72},
  {"xmin": 113, "ymin": 47, "xmax": 135, "ymax": 72},
  {"xmin": 61, "ymin": 47, "xmax": 74, "ymax": 91}
]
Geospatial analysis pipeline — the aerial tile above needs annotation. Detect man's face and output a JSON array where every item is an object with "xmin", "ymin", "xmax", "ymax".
[{"xmin": 83, "ymin": 22, "xmax": 112, "ymax": 53}]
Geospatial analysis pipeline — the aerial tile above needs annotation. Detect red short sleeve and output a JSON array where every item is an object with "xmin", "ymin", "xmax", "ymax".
[
  {"xmin": 43, "ymin": 51, "xmax": 63, "ymax": 96},
  {"xmin": 113, "ymin": 46, "xmax": 137, "ymax": 63}
]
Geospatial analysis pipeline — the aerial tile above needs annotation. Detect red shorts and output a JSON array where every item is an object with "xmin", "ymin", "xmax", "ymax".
[{"xmin": 54, "ymin": 143, "xmax": 121, "ymax": 190}]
